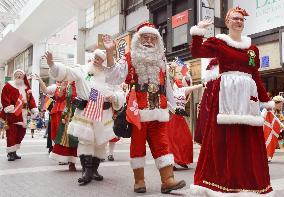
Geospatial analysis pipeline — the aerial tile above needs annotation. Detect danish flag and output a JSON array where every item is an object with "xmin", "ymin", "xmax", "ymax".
[{"xmin": 263, "ymin": 111, "xmax": 283, "ymax": 158}]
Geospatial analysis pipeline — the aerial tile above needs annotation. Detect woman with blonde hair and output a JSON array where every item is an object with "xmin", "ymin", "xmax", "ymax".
[{"xmin": 189, "ymin": 6, "xmax": 274, "ymax": 196}]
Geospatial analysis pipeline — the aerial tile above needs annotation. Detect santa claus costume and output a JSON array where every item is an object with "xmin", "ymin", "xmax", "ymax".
[
  {"xmin": 49, "ymin": 82, "xmax": 78, "ymax": 170},
  {"xmin": 194, "ymin": 58, "xmax": 219, "ymax": 145},
  {"xmin": 1, "ymin": 69, "xmax": 38, "ymax": 161},
  {"xmin": 167, "ymin": 61, "xmax": 203, "ymax": 169},
  {"xmin": 48, "ymin": 49, "xmax": 125, "ymax": 185},
  {"xmin": 106, "ymin": 22, "xmax": 186, "ymax": 194},
  {"xmin": 188, "ymin": 7, "xmax": 274, "ymax": 196}
]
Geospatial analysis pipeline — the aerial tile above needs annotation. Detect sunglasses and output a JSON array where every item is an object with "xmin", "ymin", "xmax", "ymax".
[{"xmin": 230, "ymin": 17, "xmax": 246, "ymax": 22}]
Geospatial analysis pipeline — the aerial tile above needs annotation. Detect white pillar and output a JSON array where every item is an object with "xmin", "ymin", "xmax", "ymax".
[
  {"xmin": 76, "ymin": 10, "xmax": 86, "ymax": 64},
  {"xmin": 31, "ymin": 42, "xmax": 46, "ymax": 106}
]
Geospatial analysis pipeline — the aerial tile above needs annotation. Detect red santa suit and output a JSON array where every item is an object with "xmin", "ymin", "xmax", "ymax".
[
  {"xmin": 1, "ymin": 69, "xmax": 38, "ymax": 155},
  {"xmin": 106, "ymin": 22, "xmax": 185, "ymax": 194},
  {"xmin": 188, "ymin": 26, "xmax": 274, "ymax": 196},
  {"xmin": 194, "ymin": 58, "xmax": 219, "ymax": 145}
]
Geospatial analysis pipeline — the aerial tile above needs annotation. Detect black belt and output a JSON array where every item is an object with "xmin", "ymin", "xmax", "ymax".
[
  {"xmin": 130, "ymin": 84, "xmax": 166, "ymax": 95},
  {"xmin": 73, "ymin": 98, "xmax": 112, "ymax": 110}
]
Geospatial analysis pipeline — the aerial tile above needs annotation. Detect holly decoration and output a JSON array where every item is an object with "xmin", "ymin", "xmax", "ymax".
[{"xmin": 247, "ymin": 50, "xmax": 256, "ymax": 67}]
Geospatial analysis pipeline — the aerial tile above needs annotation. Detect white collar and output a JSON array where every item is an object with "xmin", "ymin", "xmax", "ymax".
[{"xmin": 215, "ymin": 34, "xmax": 251, "ymax": 49}]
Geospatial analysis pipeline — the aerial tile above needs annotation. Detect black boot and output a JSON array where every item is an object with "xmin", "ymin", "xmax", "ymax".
[
  {"xmin": 79, "ymin": 155, "xmax": 85, "ymax": 173},
  {"xmin": 14, "ymin": 152, "xmax": 21, "ymax": 159},
  {"xmin": 93, "ymin": 157, "xmax": 103, "ymax": 181},
  {"xmin": 78, "ymin": 155, "xmax": 93, "ymax": 186},
  {"xmin": 7, "ymin": 152, "xmax": 15, "ymax": 161}
]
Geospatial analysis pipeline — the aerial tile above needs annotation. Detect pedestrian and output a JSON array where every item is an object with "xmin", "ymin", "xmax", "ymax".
[
  {"xmin": 1, "ymin": 69, "xmax": 38, "ymax": 161},
  {"xmin": 167, "ymin": 60, "xmax": 203, "ymax": 170},
  {"xmin": 107, "ymin": 137, "xmax": 120, "ymax": 161},
  {"xmin": 29, "ymin": 119, "xmax": 36, "ymax": 138},
  {"xmin": 194, "ymin": 58, "xmax": 219, "ymax": 145},
  {"xmin": 102, "ymin": 22, "xmax": 186, "ymax": 194},
  {"xmin": 46, "ymin": 49, "xmax": 125, "ymax": 185},
  {"xmin": 189, "ymin": 6, "xmax": 274, "ymax": 195}
]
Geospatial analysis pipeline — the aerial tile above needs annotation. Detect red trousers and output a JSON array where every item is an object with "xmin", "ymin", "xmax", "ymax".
[
  {"xmin": 6, "ymin": 124, "xmax": 26, "ymax": 153},
  {"xmin": 130, "ymin": 121, "xmax": 173, "ymax": 169}
]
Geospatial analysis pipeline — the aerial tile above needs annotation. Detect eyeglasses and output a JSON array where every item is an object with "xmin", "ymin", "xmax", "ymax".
[
  {"xmin": 230, "ymin": 17, "xmax": 246, "ymax": 22},
  {"xmin": 140, "ymin": 34, "xmax": 158, "ymax": 42}
]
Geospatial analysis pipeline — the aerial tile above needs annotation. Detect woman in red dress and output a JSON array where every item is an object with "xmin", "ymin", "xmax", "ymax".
[
  {"xmin": 167, "ymin": 61, "xmax": 203, "ymax": 169},
  {"xmin": 189, "ymin": 7, "xmax": 274, "ymax": 196},
  {"xmin": 35, "ymin": 75, "xmax": 77, "ymax": 171},
  {"xmin": 194, "ymin": 58, "xmax": 219, "ymax": 145}
]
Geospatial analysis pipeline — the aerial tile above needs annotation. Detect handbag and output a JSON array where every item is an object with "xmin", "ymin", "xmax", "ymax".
[{"xmin": 113, "ymin": 105, "xmax": 132, "ymax": 138}]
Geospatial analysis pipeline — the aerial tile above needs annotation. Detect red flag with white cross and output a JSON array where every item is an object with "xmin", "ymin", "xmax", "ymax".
[{"xmin": 263, "ymin": 111, "xmax": 283, "ymax": 158}]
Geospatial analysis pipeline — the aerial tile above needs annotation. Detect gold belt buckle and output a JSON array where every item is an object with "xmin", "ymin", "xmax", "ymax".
[{"xmin": 148, "ymin": 83, "xmax": 159, "ymax": 93}]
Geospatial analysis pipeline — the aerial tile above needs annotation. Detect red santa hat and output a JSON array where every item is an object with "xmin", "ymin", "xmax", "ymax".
[
  {"xmin": 206, "ymin": 58, "xmax": 219, "ymax": 70},
  {"xmin": 137, "ymin": 22, "xmax": 161, "ymax": 37},
  {"xmin": 13, "ymin": 69, "xmax": 31, "ymax": 89}
]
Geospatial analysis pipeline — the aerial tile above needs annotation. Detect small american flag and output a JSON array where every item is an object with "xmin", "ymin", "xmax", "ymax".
[{"xmin": 83, "ymin": 88, "xmax": 104, "ymax": 121}]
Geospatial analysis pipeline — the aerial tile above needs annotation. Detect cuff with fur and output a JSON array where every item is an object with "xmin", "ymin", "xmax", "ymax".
[
  {"xmin": 190, "ymin": 25, "xmax": 207, "ymax": 36},
  {"xmin": 261, "ymin": 101, "xmax": 275, "ymax": 109}
]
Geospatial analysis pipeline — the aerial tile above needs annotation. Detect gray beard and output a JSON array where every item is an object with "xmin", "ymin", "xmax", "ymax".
[{"xmin": 131, "ymin": 43, "xmax": 165, "ymax": 85}]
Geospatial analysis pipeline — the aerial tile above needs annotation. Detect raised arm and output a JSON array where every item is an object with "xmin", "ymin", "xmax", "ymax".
[
  {"xmin": 189, "ymin": 19, "xmax": 220, "ymax": 58},
  {"xmin": 183, "ymin": 84, "xmax": 204, "ymax": 96},
  {"xmin": 45, "ymin": 52, "xmax": 82, "ymax": 82}
]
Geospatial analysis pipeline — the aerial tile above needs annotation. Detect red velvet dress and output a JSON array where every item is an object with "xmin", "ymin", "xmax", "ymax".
[
  {"xmin": 50, "ymin": 83, "xmax": 77, "ymax": 163},
  {"xmin": 194, "ymin": 73, "xmax": 218, "ymax": 145},
  {"xmin": 190, "ymin": 32, "xmax": 272, "ymax": 194},
  {"xmin": 50, "ymin": 87, "xmax": 67, "ymax": 141}
]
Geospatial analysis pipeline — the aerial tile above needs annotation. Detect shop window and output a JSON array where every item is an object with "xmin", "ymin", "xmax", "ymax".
[
  {"xmin": 172, "ymin": 24, "xmax": 187, "ymax": 48},
  {"xmin": 125, "ymin": 0, "xmax": 144, "ymax": 15}
]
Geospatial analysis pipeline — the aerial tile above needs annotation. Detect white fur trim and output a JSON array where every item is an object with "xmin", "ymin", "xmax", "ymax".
[
  {"xmin": 203, "ymin": 66, "xmax": 219, "ymax": 82},
  {"xmin": 138, "ymin": 26, "xmax": 160, "ymax": 36},
  {"xmin": 217, "ymin": 114, "xmax": 264, "ymax": 126},
  {"xmin": 140, "ymin": 108, "xmax": 169, "ymax": 122},
  {"xmin": 190, "ymin": 26, "xmax": 207, "ymax": 36},
  {"xmin": 189, "ymin": 184, "xmax": 275, "ymax": 197},
  {"xmin": 93, "ymin": 49, "xmax": 106, "ymax": 61},
  {"xmin": 6, "ymin": 144, "xmax": 18, "ymax": 153},
  {"xmin": 216, "ymin": 34, "xmax": 251, "ymax": 49},
  {"xmin": 130, "ymin": 157, "xmax": 146, "ymax": 169},
  {"xmin": 155, "ymin": 154, "xmax": 174, "ymax": 169},
  {"xmin": 4, "ymin": 105, "xmax": 15, "ymax": 113},
  {"xmin": 49, "ymin": 62, "xmax": 67, "ymax": 81},
  {"xmin": 49, "ymin": 152, "xmax": 77, "ymax": 163},
  {"xmin": 67, "ymin": 120, "xmax": 95, "ymax": 143},
  {"xmin": 261, "ymin": 101, "xmax": 275, "ymax": 109},
  {"xmin": 13, "ymin": 69, "xmax": 25, "ymax": 75}
]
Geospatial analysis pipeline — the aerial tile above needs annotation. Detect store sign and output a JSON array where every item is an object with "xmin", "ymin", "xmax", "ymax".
[
  {"xmin": 233, "ymin": 0, "xmax": 284, "ymax": 35},
  {"xmin": 200, "ymin": 0, "xmax": 215, "ymax": 38},
  {"xmin": 115, "ymin": 34, "xmax": 131, "ymax": 60},
  {"xmin": 261, "ymin": 56, "xmax": 270, "ymax": 68},
  {"xmin": 172, "ymin": 10, "xmax": 189, "ymax": 29}
]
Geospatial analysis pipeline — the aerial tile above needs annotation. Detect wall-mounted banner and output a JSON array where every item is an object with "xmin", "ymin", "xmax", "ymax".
[
  {"xmin": 172, "ymin": 10, "xmax": 189, "ymax": 29},
  {"xmin": 233, "ymin": 0, "xmax": 284, "ymax": 35}
]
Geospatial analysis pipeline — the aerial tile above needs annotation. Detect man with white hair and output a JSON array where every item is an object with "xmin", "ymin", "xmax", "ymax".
[
  {"xmin": 45, "ymin": 49, "xmax": 125, "ymax": 185},
  {"xmin": 1, "ymin": 69, "xmax": 38, "ymax": 161},
  {"xmin": 102, "ymin": 22, "xmax": 186, "ymax": 194}
]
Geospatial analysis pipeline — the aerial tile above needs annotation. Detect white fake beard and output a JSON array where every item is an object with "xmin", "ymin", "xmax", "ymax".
[
  {"xmin": 88, "ymin": 64, "xmax": 103, "ymax": 76},
  {"xmin": 15, "ymin": 79, "xmax": 24, "ymax": 86},
  {"xmin": 131, "ymin": 43, "xmax": 165, "ymax": 85}
]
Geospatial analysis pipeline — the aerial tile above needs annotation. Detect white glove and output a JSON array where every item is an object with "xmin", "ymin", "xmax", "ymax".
[{"xmin": 4, "ymin": 105, "xmax": 15, "ymax": 113}]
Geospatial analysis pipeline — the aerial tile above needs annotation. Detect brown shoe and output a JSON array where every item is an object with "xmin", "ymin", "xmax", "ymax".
[
  {"xmin": 159, "ymin": 165, "xmax": 186, "ymax": 194},
  {"xmin": 69, "ymin": 162, "xmax": 77, "ymax": 171},
  {"xmin": 133, "ymin": 168, "xmax": 146, "ymax": 193}
]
